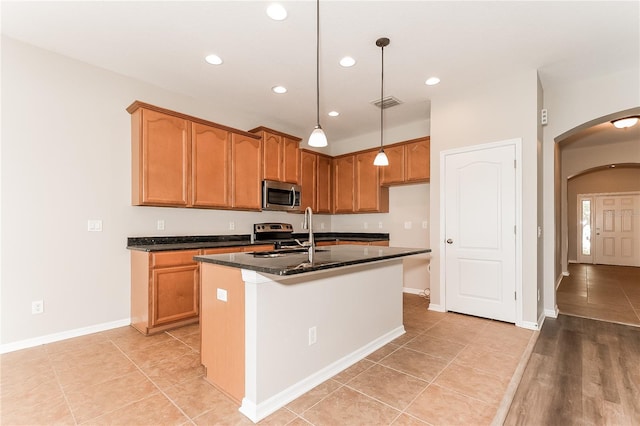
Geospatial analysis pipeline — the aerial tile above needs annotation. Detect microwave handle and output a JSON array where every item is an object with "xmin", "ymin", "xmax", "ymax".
[{"xmin": 290, "ymin": 187, "xmax": 296, "ymax": 208}]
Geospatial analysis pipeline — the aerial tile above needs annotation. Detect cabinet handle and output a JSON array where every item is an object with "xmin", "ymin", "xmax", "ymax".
[
  {"xmin": 446, "ymin": 238, "xmax": 453, "ymax": 244},
  {"xmin": 291, "ymin": 187, "xmax": 296, "ymax": 208}
]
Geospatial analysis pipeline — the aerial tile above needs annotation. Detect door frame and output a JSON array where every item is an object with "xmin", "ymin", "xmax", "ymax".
[{"xmin": 439, "ymin": 138, "xmax": 523, "ymax": 326}]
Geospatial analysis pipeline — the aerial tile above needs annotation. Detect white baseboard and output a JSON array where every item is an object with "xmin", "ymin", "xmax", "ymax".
[
  {"xmin": 562, "ymin": 271, "xmax": 570, "ymax": 276},
  {"xmin": 0, "ymin": 318, "xmax": 131, "ymax": 354},
  {"xmin": 428, "ymin": 303, "xmax": 445, "ymax": 312},
  {"xmin": 516, "ymin": 319, "xmax": 540, "ymax": 331},
  {"xmin": 239, "ymin": 325, "xmax": 405, "ymax": 423},
  {"xmin": 555, "ymin": 274, "xmax": 564, "ymax": 290},
  {"xmin": 545, "ymin": 306, "xmax": 559, "ymax": 319},
  {"xmin": 403, "ymin": 287, "xmax": 429, "ymax": 296}
]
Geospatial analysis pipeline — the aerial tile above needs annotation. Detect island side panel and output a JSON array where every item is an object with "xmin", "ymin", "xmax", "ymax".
[
  {"xmin": 246, "ymin": 260, "xmax": 404, "ymax": 405},
  {"xmin": 200, "ymin": 263, "xmax": 245, "ymax": 404},
  {"xmin": 130, "ymin": 250, "xmax": 150, "ymax": 334}
]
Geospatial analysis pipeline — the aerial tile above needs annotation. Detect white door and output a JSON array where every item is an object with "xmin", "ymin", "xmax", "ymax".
[
  {"xmin": 444, "ymin": 143, "xmax": 517, "ymax": 323},
  {"xmin": 595, "ymin": 193, "xmax": 640, "ymax": 267}
]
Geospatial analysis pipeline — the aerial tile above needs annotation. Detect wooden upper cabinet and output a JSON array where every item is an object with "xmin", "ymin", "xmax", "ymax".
[
  {"xmin": 282, "ymin": 137, "xmax": 301, "ymax": 183},
  {"xmin": 405, "ymin": 137, "xmax": 430, "ymax": 182},
  {"xmin": 231, "ymin": 132, "xmax": 262, "ymax": 210},
  {"xmin": 380, "ymin": 137, "xmax": 430, "ymax": 186},
  {"xmin": 333, "ymin": 155, "xmax": 355, "ymax": 213},
  {"xmin": 131, "ymin": 107, "xmax": 190, "ymax": 206},
  {"xmin": 356, "ymin": 150, "xmax": 389, "ymax": 213},
  {"xmin": 191, "ymin": 123, "xmax": 230, "ymax": 207},
  {"xmin": 316, "ymin": 154, "xmax": 332, "ymax": 213},
  {"xmin": 299, "ymin": 150, "xmax": 317, "ymax": 211},
  {"xmin": 380, "ymin": 144, "xmax": 405, "ymax": 185},
  {"xmin": 250, "ymin": 127, "xmax": 300, "ymax": 184}
]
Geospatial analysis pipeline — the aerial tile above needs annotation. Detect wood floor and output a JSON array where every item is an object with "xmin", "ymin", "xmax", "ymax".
[{"xmin": 504, "ymin": 313, "xmax": 640, "ymax": 425}]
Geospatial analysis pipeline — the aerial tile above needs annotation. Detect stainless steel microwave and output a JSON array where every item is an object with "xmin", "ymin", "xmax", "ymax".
[{"xmin": 262, "ymin": 180, "xmax": 302, "ymax": 211}]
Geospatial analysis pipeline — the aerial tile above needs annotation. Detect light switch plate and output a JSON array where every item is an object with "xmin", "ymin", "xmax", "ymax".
[
  {"xmin": 217, "ymin": 288, "xmax": 228, "ymax": 302},
  {"xmin": 404, "ymin": 221, "xmax": 412, "ymax": 230},
  {"xmin": 87, "ymin": 220, "xmax": 102, "ymax": 232}
]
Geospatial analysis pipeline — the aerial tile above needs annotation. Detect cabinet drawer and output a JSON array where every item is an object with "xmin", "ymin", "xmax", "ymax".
[
  {"xmin": 201, "ymin": 247, "xmax": 243, "ymax": 255},
  {"xmin": 151, "ymin": 250, "xmax": 199, "ymax": 268}
]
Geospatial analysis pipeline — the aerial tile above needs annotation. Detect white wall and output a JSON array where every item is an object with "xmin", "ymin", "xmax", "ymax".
[
  {"xmin": 0, "ymin": 37, "xmax": 430, "ymax": 348},
  {"xmin": 429, "ymin": 69, "xmax": 540, "ymax": 325},
  {"xmin": 542, "ymin": 67, "xmax": 640, "ymax": 315}
]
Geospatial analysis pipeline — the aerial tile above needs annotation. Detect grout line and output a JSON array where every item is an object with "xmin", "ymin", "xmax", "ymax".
[{"xmin": 46, "ymin": 345, "xmax": 80, "ymax": 426}]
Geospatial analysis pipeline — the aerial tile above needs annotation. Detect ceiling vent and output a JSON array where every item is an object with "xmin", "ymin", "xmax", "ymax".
[{"xmin": 372, "ymin": 96, "xmax": 403, "ymax": 109}]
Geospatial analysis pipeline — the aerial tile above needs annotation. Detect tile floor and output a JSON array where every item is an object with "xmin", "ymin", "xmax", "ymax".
[
  {"xmin": 1, "ymin": 294, "xmax": 535, "ymax": 425},
  {"xmin": 557, "ymin": 263, "xmax": 640, "ymax": 327}
]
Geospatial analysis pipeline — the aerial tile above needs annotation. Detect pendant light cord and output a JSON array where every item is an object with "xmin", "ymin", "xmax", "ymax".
[
  {"xmin": 380, "ymin": 42, "xmax": 384, "ymax": 149},
  {"xmin": 316, "ymin": 0, "xmax": 320, "ymax": 127}
]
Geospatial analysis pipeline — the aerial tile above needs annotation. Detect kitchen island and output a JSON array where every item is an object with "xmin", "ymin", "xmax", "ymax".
[{"xmin": 194, "ymin": 245, "xmax": 430, "ymax": 423}]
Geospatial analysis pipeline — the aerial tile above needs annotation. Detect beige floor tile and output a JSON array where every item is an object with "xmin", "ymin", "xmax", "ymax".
[
  {"xmin": 0, "ymin": 393, "xmax": 75, "ymax": 425},
  {"xmin": 285, "ymin": 379, "xmax": 342, "ymax": 414},
  {"xmin": 176, "ymin": 332, "xmax": 201, "ymax": 352},
  {"xmin": 55, "ymin": 351, "xmax": 138, "ymax": 392},
  {"xmin": 164, "ymin": 376, "xmax": 229, "ymax": 419},
  {"xmin": 44, "ymin": 332, "xmax": 110, "ymax": 355},
  {"xmin": 65, "ymin": 370, "xmax": 159, "ymax": 423},
  {"xmin": 404, "ymin": 334, "xmax": 465, "ymax": 361},
  {"xmin": 1, "ymin": 378, "xmax": 66, "ymax": 417},
  {"xmin": 108, "ymin": 327, "xmax": 177, "ymax": 353},
  {"xmin": 87, "ymin": 393, "xmax": 188, "ymax": 425},
  {"xmin": 347, "ymin": 364, "xmax": 428, "ymax": 410},
  {"xmin": 379, "ymin": 347, "xmax": 449, "ymax": 382},
  {"xmin": 256, "ymin": 407, "xmax": 298, "ymax": 425},
  {"xmin": 434, "ymin": 363, "xmax": 510, "ymax": 405},
  {"xmin": 302, "ymin": 386, "xmax": 400, "ymax": 425},
  {"xmin": 422, "ymin": 321, "xmax": 480, "ymax": 344},
  {"xmin": 48, "ymin": 341, "xmax": 124, "ymax": 371},
  {"xmin": 479, "ymin": 320, "xmax": 534, "ymax": 341},
  {"xmin": 365, "ymin": 343, "xmax": 399, "ymax": 362},
  {"xmin": 471, "ymin": 332, "xmax": 530, "ymax": 357},
  {"xmin": 193, "ymin": 396, "xmax": 255, "ymax": 425},
  {"xmin": 406, "ymin": 384, "xmax": 496, "ymax": 425},
  {"xmin": 331, "ymin": 359, "xmax": 374, "ymax": 384},
  {"xmin": 141, "ymin": 351, "xmax": 205, "ymax": 390},
  {"xmin": 453, "ymin": 345, "xmax": 521, "ymax": 379},
  {"xmin": 126, "ymin": 338, "xmax": 196, "ymax": 369},
  {"xmin": 390, "ymin": 413, "xmax": 429, "ymax": 425},
  {"xmin": 1, "ymin": 350, "xmax": 56, "ymax": 389},
  {"xmin": 391, "ymin": 330, "xmax": 420, "ymax": 346},
  {"xmin": 166, "ymin": 323, "xmax": 200, "ymax": 339}
]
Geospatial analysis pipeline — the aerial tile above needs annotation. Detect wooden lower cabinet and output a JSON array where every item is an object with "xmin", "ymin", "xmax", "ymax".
[
  {"xmin": 336, "ymin": 240, "xmax": 389, "ymax": 246},
  {"xmin": 130, "ymin": 244, "xmax": 273, "ymax": 335}
]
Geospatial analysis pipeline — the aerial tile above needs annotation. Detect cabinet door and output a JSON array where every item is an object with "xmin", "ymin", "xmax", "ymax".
[
  {"xmin": 262, "ymin": 132, "xmax": 282, "ymax": 182},
  {"xmin": 299, "ymin": 150, "xmax": 317, "ymax": 211},
  {"xmin": 355, "ymin": 150, "xmax": 388, "ymax": 212},
  {"xmin": 191, "ymin": 123, "xmax": 230, "ymax": 207},
  {"xmin": 282, "ymin": 137, "xmax": 300, "ymax": 184},
  {"xmin": 380, "ymin": 144, "xmax": 405, "ymax": 185},
  {"xmin": 231, "ymin": 133, "xmax": 262, "ymax": 210},
  {"xmin": 136, "ymin": 109, "xmax": 190, "ymax": 206},
  {"xmin": 333, "ymin": 155, "xmax": 355, "ymax": 213},
  {"xmin": 406, "ymin": 138, "xmax": 430, "ymax": 182},
  {"xmin": 151, "ymin": 264, "xmax": 199, "ymax": 326},
  {"xmin": 316, "ymin": 154, "xmax": 332, "ymax": 213}
]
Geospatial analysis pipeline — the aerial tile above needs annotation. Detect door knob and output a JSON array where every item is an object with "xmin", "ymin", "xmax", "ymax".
[{"xmin": 446, "ymin": 239, "xmax": 453, "ymax": 244}]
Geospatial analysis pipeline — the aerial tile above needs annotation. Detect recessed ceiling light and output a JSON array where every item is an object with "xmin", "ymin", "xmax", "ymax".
[
  {"xmin": 205, "ymin": 54, "xmax": 223, "ymax": 65},
  {"xmin": 328, "ymin": 111, "xmax": 339, "ymax": 117},
  {"xmin": 272, "ymin": 85, "xmax": 287, "ymax": 94},
  {"xmin": 611, "ymin": 116, "xmax": 639, "ymax": 128},
  {"xmin": 425, "ymin": 77, "xmax": 440, "ymax": 86},
  {"xmin": 267, "ymin": 4, "xmax": 287, "ymax": 21},
  {"xmin": 339, "ymin": 57, "xmax": 356, "ymax": 67}
]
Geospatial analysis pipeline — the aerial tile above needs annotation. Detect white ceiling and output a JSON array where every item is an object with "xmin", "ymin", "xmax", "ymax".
[{"xmin": 2, "ymin": 1, "xmax": 639, "ymax": 145}]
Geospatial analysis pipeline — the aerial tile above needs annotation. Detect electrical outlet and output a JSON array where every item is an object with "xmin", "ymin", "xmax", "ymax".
[
  {"xmin": 87, "ymin": 219, "xmax": 102, "ymax": 232},
  {"xmin": 32, "ymin": 300, "xmax": 44, "ymax": 315},
  {"xmin": 157, "ymin": 220, "xmax": 165, "ymax": 231},
  {"xmin": 229, "ymin": 221, "xmax": 235, "ymax": 231},
  {"xmin": 422, "ymin": 220, "xmax": 428, "ymax": 229},
  {"xmin": 378, "ymin": 222, "xmax": 383, "ymax": 229},
  {"xmin": 404, "ymin": 221, "xmax": 412, "ymax": 230},
  {"xmin": 308, "ymin": 326, "xmax": 317, "ymax": 346},
  {"xmin": 320, "ymin": 222, "xmax": 325, "ymax": 230},
  {"xmin": 217, "ymin": 288, "xmax": 228, "ymax": 302},
  {"xmin": 363, "ymin": 222, "xmax": 368, "ymax": 229}
]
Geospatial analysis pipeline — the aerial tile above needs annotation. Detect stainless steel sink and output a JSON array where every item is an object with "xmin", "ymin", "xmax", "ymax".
[{"xmin": 251, "ymin": 248, "xmax": 327, "ymax": 258}]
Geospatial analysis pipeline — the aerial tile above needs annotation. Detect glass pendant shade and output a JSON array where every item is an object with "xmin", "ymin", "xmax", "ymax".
[
  {"xmin": 309, "ymin": 125, "xmax": 328, "ymax": 147},
  {"xmin": 373, "ymin": 149, "xmax": 389, "ymax": 166}
]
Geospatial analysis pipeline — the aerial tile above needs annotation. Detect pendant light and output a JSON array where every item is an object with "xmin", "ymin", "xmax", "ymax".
[
  {"xmin": 373, "ymin": 37, "xmax": 390, "ymax": 166},
  {"xmin": 308, "ymin": 0, "xmax": 328, "ymax": 147}
]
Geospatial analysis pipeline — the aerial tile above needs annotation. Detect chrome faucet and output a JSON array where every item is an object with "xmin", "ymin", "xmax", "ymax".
[{"xmin": 302, "ymin": 206, "xmax": 315, "ymax": 263}]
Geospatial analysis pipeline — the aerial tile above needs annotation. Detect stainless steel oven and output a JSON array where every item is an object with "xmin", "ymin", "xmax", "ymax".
[{"xmin": 262, "ymin": 180, "xmax": 301, "ymax": 211}]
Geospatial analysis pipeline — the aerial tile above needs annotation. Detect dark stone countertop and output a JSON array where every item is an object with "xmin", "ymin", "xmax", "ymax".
[
  {"xmin": 126, "ymin": 232, "xmax": 390, "ymax": 252},
  {"xmin": 194, "ymin": 245, "xmax": 430, "ymax": 276}
]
